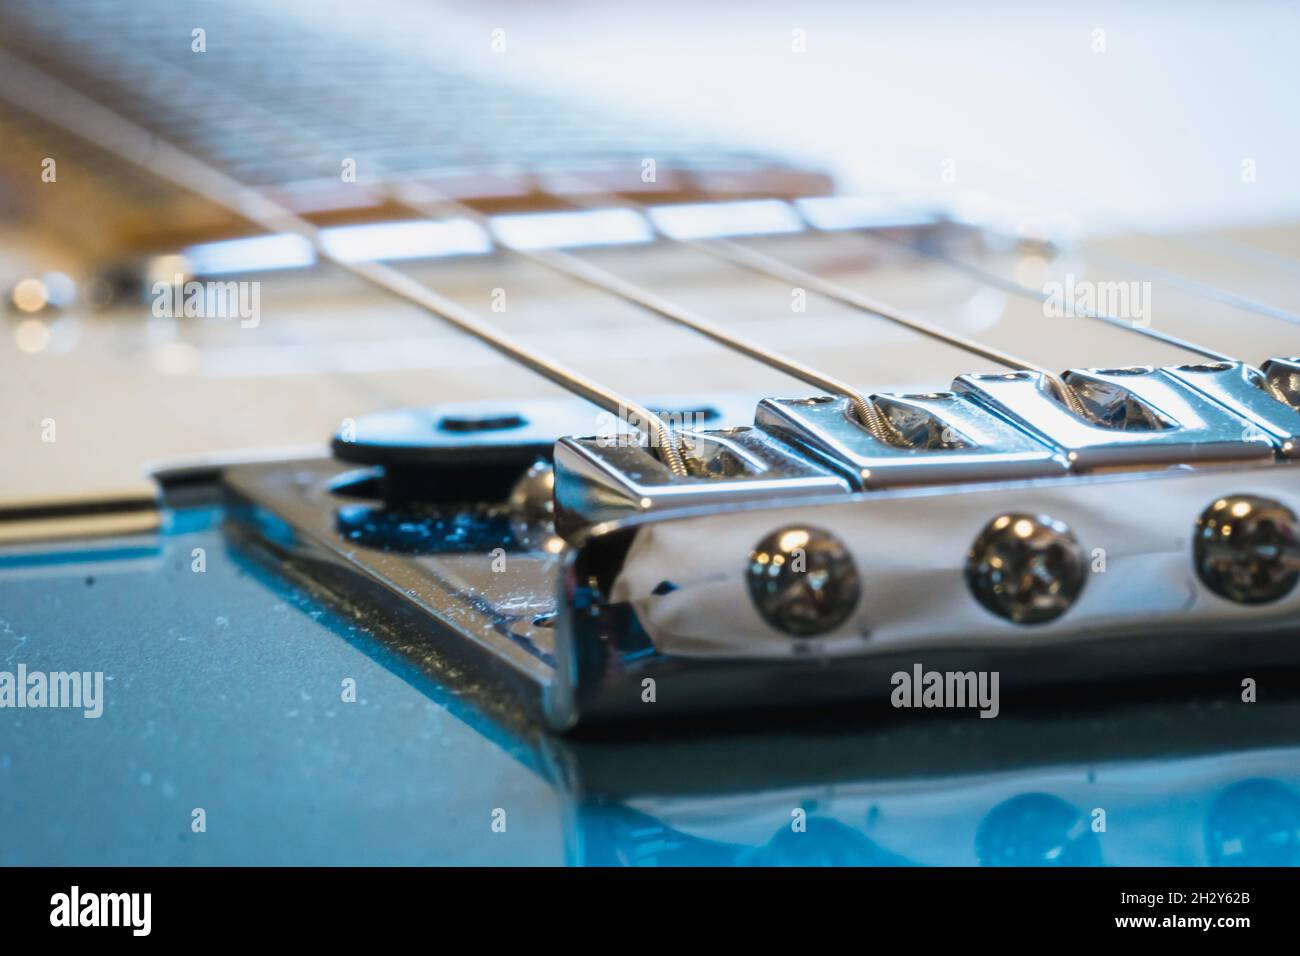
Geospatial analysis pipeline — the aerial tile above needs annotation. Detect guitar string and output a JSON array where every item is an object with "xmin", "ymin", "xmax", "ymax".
[
  {"xmin": 860, "ymin": 230, "xmax": 1235, "ymax": 362},
  {"xmin": 933, "ymin": 216, "xmax": 1300, "ymax": 331},
  {"xmin": 862, "ymin": 224, "xmax": 1297, "ymax": 410},
  {"xmin": 904, "ymin": 147, "xmax": 1300, "ymax": 327},
  {"xmin": 754, "ymin": 217, "xmax": 1294, "ymax": 410},
  {"xmin": 867, "ymin": 226, "xmax": 1297, "ymax": 409},
  {"xmin": 1084, "ymin": 246, "xmax": 1300, "ymax": 329},
  {"xmin": 1176, "ymin": 233, "xmax": 1300, "ymax": 282},
  {"xmin": 0, "ymin": 46, "xmax": 698, "ymax": 476}
]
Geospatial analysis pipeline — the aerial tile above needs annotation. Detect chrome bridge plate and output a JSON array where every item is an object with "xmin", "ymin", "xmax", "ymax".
[
  {"xmin": 223, "ymin": 410, "xmax": 1300, "ymax": 732},
  {"xmin": 224, "ymin": 359, "xmax": 1300, "ymax": 731}
]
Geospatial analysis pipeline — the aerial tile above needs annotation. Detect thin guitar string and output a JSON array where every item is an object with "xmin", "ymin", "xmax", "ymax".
[
  {"xmin": 798, "ymin": 210, "xmax": 1300, "ymax": 407},
  {"xmin": 862, "ymin": 230, "xmax": 1235, "ymax": 362},
  {"xmin": 861, "ymin": 225, "xmax": 1295, "ymax": 408},
  {"xmin": 907, "ymin": 147, "xmax": 1300, "ymax": 329}
]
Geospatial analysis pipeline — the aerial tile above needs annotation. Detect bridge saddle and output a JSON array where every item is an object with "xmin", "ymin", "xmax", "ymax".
[{"xmin": 552, "ymin": 358, "xmax": 1300, "ymax": 535}]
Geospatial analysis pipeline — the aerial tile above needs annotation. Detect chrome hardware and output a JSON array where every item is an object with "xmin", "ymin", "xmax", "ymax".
[
  {"xmin": 228, "ymin": 450, "xmax": 1300, "ymax": 728},
  {"xmin": 552, "ymin": 428, "xmax": 850, "ymax": 536},
  {"xmin": 954, "ymin": 367, "xmax": 1278, "ymax": 471},
  {"xmin": 332, "ymin": 391, "xmax": 760, "ymax": 479},
  {"xmin": 755, "ymin": 393, "xmax": 1066, "ymax": 489},
  {"xmin": 746, "ymin": 526, "xmax": 860, "ymax": 637},
  {"xmin": 1164, "ymin": 361, "xmax": 1300, "ymax": 458},
  {"xmin": 965, "ymin": 513, "xmax": 1086, "ymax": 624},
  {"xmin": 1193, "ymin": 495, "xmax": 1300, "ymax": 605},
  {"xmin": 1261, "ymin": 357, "xmax": 1300, "ymax": 411},
  {"xmin": 508, "ymin": 460, "xmax": 560, "ymax": 550}
]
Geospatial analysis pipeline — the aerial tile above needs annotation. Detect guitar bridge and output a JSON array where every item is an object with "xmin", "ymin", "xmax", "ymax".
[{"xmin": 223, "ymin": 357, "xmax": 1300, "ymax": 731}]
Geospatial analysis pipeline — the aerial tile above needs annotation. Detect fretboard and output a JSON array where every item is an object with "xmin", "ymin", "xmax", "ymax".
[{"xmin": 0, "ymin": 0, "xmax": 829, "ymax": 252}]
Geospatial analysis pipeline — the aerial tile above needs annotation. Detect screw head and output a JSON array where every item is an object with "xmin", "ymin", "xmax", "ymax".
[
  {"xmin": 966, "ymin": 513, "xmax": 1085, "ymax": 624},
  {"xmin": 746, "ymin": 526, "xmax": 860, "ymax": 637},
  {"xmin": 1194, "ymin": 494, "xmax": 1300, "ymax": 605}
]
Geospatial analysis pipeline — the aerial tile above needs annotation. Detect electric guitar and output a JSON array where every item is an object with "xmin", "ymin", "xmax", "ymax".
[{"xmin": 3, "ymin": 0, "xmax": 1299, "ymax": 866}]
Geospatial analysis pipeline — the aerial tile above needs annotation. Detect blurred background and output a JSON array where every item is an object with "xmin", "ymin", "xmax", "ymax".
[{"xmin": 340, "ymin": 0, "xmax": 1300, "ymax": 233}]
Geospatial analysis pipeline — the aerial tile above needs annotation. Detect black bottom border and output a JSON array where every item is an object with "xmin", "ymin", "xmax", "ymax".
[{"xmin": 1, "ymin": 866, "xmax": 1292, "ymax": 940}]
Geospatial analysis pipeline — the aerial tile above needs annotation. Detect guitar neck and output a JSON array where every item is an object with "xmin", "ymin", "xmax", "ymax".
[{"xmin": 0, "ymin": 0, "xmax": 828, "ymax": 255}]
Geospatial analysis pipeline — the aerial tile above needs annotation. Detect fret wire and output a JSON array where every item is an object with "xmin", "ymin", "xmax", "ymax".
[
  {"xmin": 546, "ymin": 177, "xmax": 1089, "ymax": 417},
  {"xmin": 863, "ymin": 230, "xmax": 1235, "ymax": 363},
  {"xmin": 0, "ymin": 46, "xmax": 693, "ymax": 477}
]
